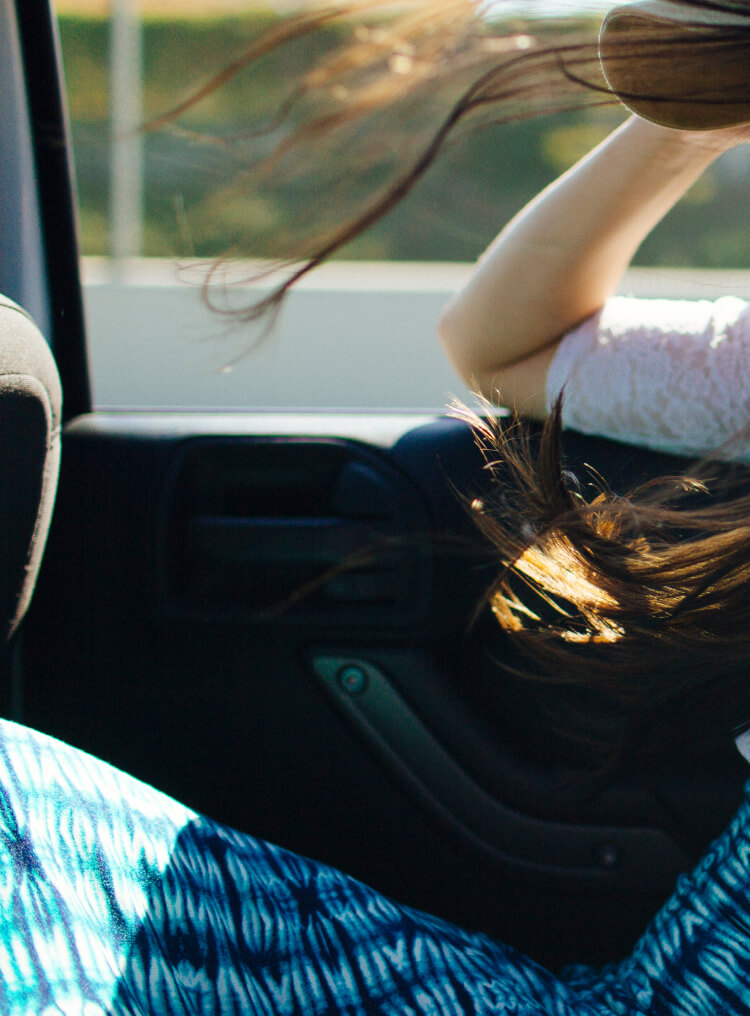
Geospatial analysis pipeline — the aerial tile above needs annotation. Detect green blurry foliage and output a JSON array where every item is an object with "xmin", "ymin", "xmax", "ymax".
[
  {"xmin": 543, "ymin": 119, "xmax": 614, "ymax": 172},
  {"xmin": 59, "ymin": 12, "xmax": 750, "ymax": 267}
]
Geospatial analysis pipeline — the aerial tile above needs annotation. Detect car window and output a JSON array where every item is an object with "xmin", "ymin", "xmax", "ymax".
[{"xmin": 57, "ymin": 0, "xmax": 750, "ymax": 410}]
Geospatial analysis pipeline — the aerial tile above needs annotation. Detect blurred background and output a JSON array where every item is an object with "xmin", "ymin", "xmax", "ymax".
[{"xmin": 52, "ymin": 1, "xmax": 750, "ymax": 409}]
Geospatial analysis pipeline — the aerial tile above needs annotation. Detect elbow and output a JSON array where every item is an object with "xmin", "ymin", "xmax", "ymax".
[
  {"xmin": 438, "ymin": 297, "xmax": 499, "ymax": 400},
  {"xmin": 438, "ymin": 297, "xmax": 478, "ymax": 388},
  {"xmin": 437, "ymin": 297, "xmax": 459, "ymax": 361}
]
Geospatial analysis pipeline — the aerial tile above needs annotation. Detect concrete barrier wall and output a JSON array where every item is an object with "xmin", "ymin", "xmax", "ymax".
[{"xmin": 83, "ymin": 259, "xmax": 750, "ymax": 411}]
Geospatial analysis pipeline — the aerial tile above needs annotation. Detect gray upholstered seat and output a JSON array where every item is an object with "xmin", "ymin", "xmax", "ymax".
[{"xmin": 0, "ymin": 295, "xmax": 61, "ymax": 640}]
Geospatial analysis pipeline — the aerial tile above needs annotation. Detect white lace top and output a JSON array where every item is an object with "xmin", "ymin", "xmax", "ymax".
[{"xmin": 546, "ymin": 295, "xmax": 750, "ymax": 462}]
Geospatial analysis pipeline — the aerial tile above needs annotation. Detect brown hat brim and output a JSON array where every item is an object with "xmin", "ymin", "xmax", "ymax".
[{"xmin": 600, "ymin": 1, "xmax": 750, "ymax": 129}]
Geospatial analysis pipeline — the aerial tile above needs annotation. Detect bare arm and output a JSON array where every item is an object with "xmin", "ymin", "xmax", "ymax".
[{"xmin": 439, "ymin": 116, "xmax": 742, "ymax": 417}]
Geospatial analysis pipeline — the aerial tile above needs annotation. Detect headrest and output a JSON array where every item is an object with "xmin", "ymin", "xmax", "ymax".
[{"xmin": 0, "ymin": 296, "xmax": 62, "ymax": 640}]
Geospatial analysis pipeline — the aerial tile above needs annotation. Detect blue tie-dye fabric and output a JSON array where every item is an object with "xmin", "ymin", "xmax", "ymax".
[{"xmin": 0, "ymin": 717, "xmax": 748, "ymax": 1015}]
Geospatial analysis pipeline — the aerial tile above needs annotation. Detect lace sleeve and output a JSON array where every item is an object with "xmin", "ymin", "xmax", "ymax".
[{"xmin": 546, "ymin": 295, "xmax": 750, "ymax": 462}]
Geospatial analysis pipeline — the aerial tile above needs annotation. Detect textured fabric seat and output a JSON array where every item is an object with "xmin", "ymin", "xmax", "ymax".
[{"xmin": 0, "ymin": 294, "xmax": 61, "ymax": 640}]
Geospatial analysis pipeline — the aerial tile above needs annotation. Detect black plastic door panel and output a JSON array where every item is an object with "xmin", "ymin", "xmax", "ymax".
[{"xmin": 22, "ymin": 411, "xmax": 750, "ymax": 969}]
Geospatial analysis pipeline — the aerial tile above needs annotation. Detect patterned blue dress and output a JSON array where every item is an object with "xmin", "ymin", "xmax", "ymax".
[{"xmin": 1, "ymin": 716, "xmax": 748, "ymax": 1015}]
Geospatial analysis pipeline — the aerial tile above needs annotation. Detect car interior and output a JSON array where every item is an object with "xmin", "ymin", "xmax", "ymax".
[{"xmin": 5, "ymin": 0, "xmax": 750, "ymax": 975}]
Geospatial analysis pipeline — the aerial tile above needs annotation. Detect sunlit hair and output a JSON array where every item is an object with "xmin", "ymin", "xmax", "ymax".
[{"xmin": 457, "ymin": 396, "xmax": 750, "ymax": 715}]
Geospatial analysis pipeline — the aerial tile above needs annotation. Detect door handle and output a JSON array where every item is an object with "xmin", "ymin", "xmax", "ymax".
[{"xmin": 187, "ymin": 515, "xmax": 376, "ymax": 567}]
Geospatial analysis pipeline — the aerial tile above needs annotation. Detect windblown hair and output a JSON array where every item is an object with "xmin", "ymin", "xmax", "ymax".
[
  {"xmin": 154, "ymin": 0, "xmax": 750, "ymax": 742},
  {"xmin": 149, "ymin": 0, "xmax": 750, "ymax": 321},
  {"xmin": 460, "ymin": 399, "xmax": 750, "ymax": 714}
]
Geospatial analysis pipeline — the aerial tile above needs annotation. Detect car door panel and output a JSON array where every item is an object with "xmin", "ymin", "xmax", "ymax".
[{"xmin": 22, "ymin": 412, "xmax": 750, "ymax": 969}]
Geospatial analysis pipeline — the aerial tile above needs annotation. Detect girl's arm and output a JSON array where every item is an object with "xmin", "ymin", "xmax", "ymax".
[{"xmin": 438, "ymin": 115, "xmax": 741, "ymax": 417}]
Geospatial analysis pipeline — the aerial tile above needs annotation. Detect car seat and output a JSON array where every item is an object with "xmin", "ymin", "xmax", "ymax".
[{"xmin": 0, "ymin": 294, "xmax": 61, "ymax": 641}]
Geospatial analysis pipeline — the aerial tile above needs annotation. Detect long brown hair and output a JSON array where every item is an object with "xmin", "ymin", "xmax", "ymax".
[
  {"xmin": 153, "ymin": 0, "xmax": 750, "ymax": 746},
  {"xmin": 148, "ymin": 0, "xmax": 613, "ymax": 319},
  {"xmin": 460, "ymin": 398, "xmax": 750, "ymax": 706},
  {"xmin": 148, "ymin": 0, "xmax": 750, "ymax": 320}
]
